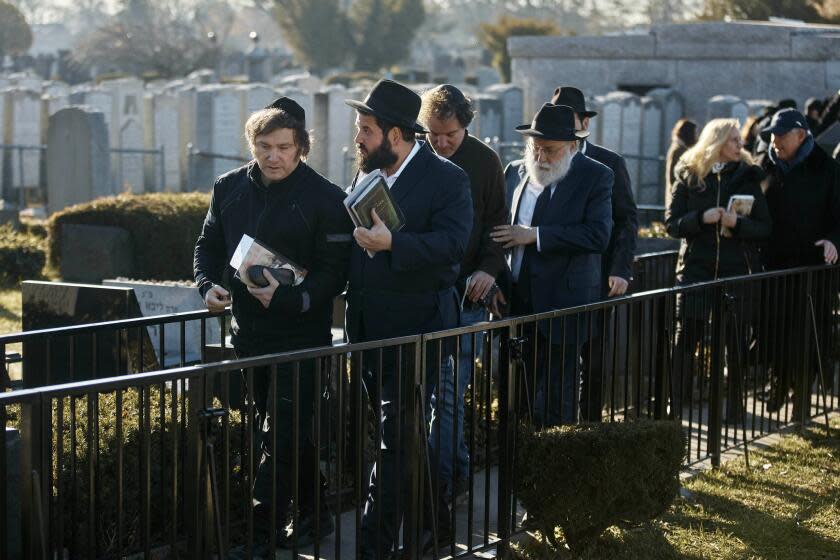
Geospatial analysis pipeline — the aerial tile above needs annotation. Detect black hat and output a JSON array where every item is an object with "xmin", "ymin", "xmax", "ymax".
[
  {"xmin": 760, "ymin": 108, "xmax": 808, "ymax": 142},
  {"xmin": 265, "ymin": 97, "xmax": 306, "ymax": 126},
  {"xmin": 516, "ymin": 103, "xmax": 590, "ymax": 141},
  {"xmin": 345, "ymin": 79, "xmax": 427, "ymax": 134},
  {"xmin": 550, "ymin": 86, "xmax": 598, "ymax": 118}
]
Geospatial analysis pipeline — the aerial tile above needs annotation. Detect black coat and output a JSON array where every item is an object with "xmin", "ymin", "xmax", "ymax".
[
  {"xmin": 510, "ymin": 152, "xmax": 613, "ymax": 343},
  {"xmin": 504, "ymin": 140, "xmax": 637, "ymax": 291},
  {"xmin": 666, "ymin": 161, "xmax": 770, "ymax": 285},
  {"xmin": 760, "ymin": 145, "xmax": 840, "ymax": 270},
  {"xmin": 193, "ymin": 161, "xmax": 353, "ymax": 353},
  {"xmin": 345, "ymin": 142, "xmax": 473, "ymax": 342}
]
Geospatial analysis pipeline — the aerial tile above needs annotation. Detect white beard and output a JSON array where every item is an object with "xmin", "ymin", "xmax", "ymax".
[{"xmin": 525, "ymin": 147, "xmax": 576, "ymax": 188}]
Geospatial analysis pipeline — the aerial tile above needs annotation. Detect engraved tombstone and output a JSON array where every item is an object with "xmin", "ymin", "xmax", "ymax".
[
  {"xmin": 640, "ymin": 96, "xmax": 664, "ymax": 205},
  {"xmin": 472, "ymin": 94, "xmax": 502, "ymax": 144},
  {"xmin": 619, "ymin": 94, "xmax": 643, "ymax": 194},
  {"xmin": 487, "ymin": 84, "xmax": 524, "ymax": 142}
]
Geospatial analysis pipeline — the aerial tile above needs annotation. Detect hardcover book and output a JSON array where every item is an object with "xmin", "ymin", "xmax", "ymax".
[
  {"xmin": 727, "ymin": 194, "xmax": 754, "ymax": 216},
  {"xmin": 344, "ymin": 173, "xmax": 406, "ymax": 231},
  {"xmin": 229, "ymin": 234, "xmax": 307, "ymax": 288}
]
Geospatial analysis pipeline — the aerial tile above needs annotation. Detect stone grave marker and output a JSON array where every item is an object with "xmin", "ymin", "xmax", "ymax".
[
  {"xmin": 648, "ymin": 88, "xmax": 684, "ymax": 154},
  {"xmin": 104, "ymin": 279, "xmax": 222, "ymax": 367},
  {"xmin": 46, "ymin": 106, "xmax": 111, "ymax": 214},
  {"xmin": 239, "ymin": 84, "xmax": 277, "ymax": 157},
  {"xmin": 487, "ymin": 84, "xmax": 524, "ymax": 142},
  {"xmin": 310, "ymin": 90, "xmax": 329, "ymax": 177},
  {"xmin": 4, "ymin": 89, "xmax": 42, "ymax": 189},
  {"xmin": 326, "ymin": 85, "xmax": 353, "ymax": 184},
  {"xmin": 707, "ymin": 95, "xmax": 749, "ymax": 125},
  {"xmin": 619, "ymin": 94, "xmax": 643, "ymax": 193},
  {"xmin": 211, "ymin": 87, "xmax": 245, "ymax": 179},
  {"xmin": 118, "ymin": 118, "xmax": 145, "ymax": 192},
  {"xmin": 177, "ymin": 86, "xmax": 197, "ymax": 190},
  {"xmin": 640, "ymin": 96, "xmax": 665, "ymax": 205},
  {"xmin": 472, "ymin": 94, "xmax": 502, "ymax": 143},
  {"xmin": 588, "ymin": 95, "xmax": 604, "ymax": 146},
  {"xmin": 21, "ymin": 281, "xmax": 151, "ymax": 387},
  {"xmin": 145, "ymin": 91, "xmax": 180, "ymax": 191},
  {"xmin": 599, "ymin": 92, "xmax": 629, "ymax": 153}
]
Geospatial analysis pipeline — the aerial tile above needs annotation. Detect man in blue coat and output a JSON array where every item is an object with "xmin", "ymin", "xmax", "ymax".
[
  {"xmin": 344, "ymin": 79, "xmax": 473, "ymax": 558},
  {"xmin": 491, "ymin": 103, "xmax": 613, "ymax": 426}
]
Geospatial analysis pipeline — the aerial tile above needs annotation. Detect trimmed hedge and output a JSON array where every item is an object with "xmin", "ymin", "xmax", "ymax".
[
  {"xmin": 515, "ymin": 420, "xmax": 685, "ymax": 553},
  {"xmin": 0, "ymin": 223, "xmax": 46, "ymax": 286},
  {"xmin": 47, "ymin": 192, "xmax": 210, "ymax": 281}
]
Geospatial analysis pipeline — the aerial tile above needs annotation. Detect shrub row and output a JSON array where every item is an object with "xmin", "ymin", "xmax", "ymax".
[{"xmin": 47, "ymin": 192, "xmax": 210, "ymax": 281}]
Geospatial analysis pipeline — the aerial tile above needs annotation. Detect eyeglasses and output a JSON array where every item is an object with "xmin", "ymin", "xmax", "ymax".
[{"xmin": 527, "ymin": 142, "xmax": 566, "ymax": 159}]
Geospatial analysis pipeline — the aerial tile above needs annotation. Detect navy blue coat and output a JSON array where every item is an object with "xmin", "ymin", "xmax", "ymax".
[
  {"xmin": 510, "ymin": 152, "xmax": 613, "ymax": 338},
  {"xmin": 345, "ymin": 142, "xmax": 473, "ymax": 342}
]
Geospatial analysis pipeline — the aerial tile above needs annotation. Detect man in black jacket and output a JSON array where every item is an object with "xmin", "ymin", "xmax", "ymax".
[
  {"xmin": 194, "ymin": 98, "xmax": 353, "ymax": 556},
  {"xmin": 504, "ymin": 86, "xmax": 638, "ymax": 421},
  {"xmin": 345, "ymin": 79, "xmax": 472, "ymax": 559},
  {"xmin": 759, "ymin": 108, "xmax": 840, "ymax": 416},
  {"xmin": 419, "ymin": 84, "xmax": 508, "ymax": 507}
]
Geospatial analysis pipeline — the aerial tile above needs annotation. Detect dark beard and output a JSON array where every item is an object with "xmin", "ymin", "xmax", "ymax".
[{"xmin": 356, "ymin": 135, "xmax": 398, "ymax": 174}]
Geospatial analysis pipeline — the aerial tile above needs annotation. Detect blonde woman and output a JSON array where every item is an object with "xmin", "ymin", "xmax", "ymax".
[{"xmin": 665, "ymin": 118, "xmax": 771, "ymax": 417}]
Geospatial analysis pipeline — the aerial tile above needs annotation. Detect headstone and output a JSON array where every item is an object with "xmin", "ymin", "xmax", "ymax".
[
  {"xmin": 599, "ymin": 92, "xmax": 630, "ymax": 153},
  {"xmin": 473, "ymin": 65, "xmax": 501, "ymax": 89},
  {"xmin": 239, "ymin": 84, "xmax": 277, "ymax": 157},
  {"xmin": 117, "ymin": 119, "xmax": 145, "ymax": 193},
  {"xmin": 707, "ymin": 94, "xmax": 749, "ymax": 126},
  {"xmin": 619, "ymin": 94, "xmax": 643, "ymax": 193},
  {"xmin": 4, "ymin": 90, "xmax": 42, "ymax": 189},
  {"xmin": 178, "ymin": 86, "xmax": 197, "ymax": 190},
  {"xmin": 81, "ymin": 89, "xmax": 116, "ymax": 140},
  {"xmin": 472, "ymin": 94, "xmax": 503, "ymax": 144},
  {"xmin": 21, "ymin": 281, "xmax": 148, "ymax": 387},
  {"xmin": 145, "ymin": 91, "xmax": 180, "ymax": 191},
  {"xmin": 186, "ymin": 69, "xmax": 217, "ymax": 85},
  {"xmin": 211, "ymin": 87, "xmax": 245, "ymax": 179},
  {"xmin": 325, "ymin": 85, "xmax": 353, "ymax": 184},
  {"xmin": 310, "ymin": 91, "xmax": 329, "ymax": 177},
  {"xmin": 103, "ymin": 279, "xmax": 221, "ymax": 367},
  {"xmin": 4, "ymin": 428, "xmax": 21, "ymax": 559},
  {"xmin": 275, "ymin": 72, "xmax": 323, "ymax": 92},
  {"xmin": 103, "ymin": 79, "xmax": 146, "ymax": 192},
  {"xmin": 9, "ymin": 72, "xmax": 41, "ymax": 92},
  {"xmin": 640, "ymin": 97, "xmax": 664, "ymax": 205},
  {"xmin": 647, "ymin": 88, "xmax": 684, "ymax": 155},
  {"xmin": 60, "ymin": 224, "xmax": 134, "ymax": 282},
  {"xmin": 46, "ymin": 107, "xmax": 111, "ymax": 214},
  {"xmin": 747, "ymin": 99, "xmax": 774, "ymax": 116},
  {"xmin": 43, "ymin": 93, "xmax": 69, "ymax": 116},
  {"xmin": 588, "ymin": 95, "xmax": 605, "ymax": 146},
  {"xmin": 486, "ymin": 84, "xmax": 524, "ymax": 142}
]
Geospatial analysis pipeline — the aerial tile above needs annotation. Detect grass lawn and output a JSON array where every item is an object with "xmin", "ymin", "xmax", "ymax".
[
  {"xmin": 515, "ymin": 417, "xmax": 840, "ymax": 559},
  {"xmin": 0, "ymin": 287, "xmax": 21, "ymax": 336}
]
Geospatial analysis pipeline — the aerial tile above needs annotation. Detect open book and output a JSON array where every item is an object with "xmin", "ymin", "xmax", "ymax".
[
  {"xmin": 229, "ymin": 234, "xmax": 307, "ymax": 288},
  {"xmin": 344, "ymin": 173, "xmax": 406, "ymax": 231},
  {"xmin": 727, "ymin": 194, "xmax": 754, "ymax": 216}
]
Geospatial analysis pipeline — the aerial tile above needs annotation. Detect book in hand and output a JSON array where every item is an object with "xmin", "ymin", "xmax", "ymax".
[
  {"xmin": 727, "ymin": 194, "xmax": 754, "ymax": 216},
  {"xmin": 344, "ymin": 173, "xmax": 406, "ymax": 231},
  {"xmin": 229, "ymin": 234, "xmax": 307, "ymax": 289}
]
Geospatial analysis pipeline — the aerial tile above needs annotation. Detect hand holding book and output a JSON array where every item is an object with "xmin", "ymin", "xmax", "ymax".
[{"xmin": 353, "ymin": 208, "xmax": 392, "ymax": 258}]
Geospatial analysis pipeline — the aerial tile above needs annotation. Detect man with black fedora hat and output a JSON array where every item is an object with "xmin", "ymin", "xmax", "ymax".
[
  {"xmin": 492, "ymin": 103, "xmax": 613, "ymax": 427},
  {"xmin": 344, "ymin": 79, "xmax": 473, "ymax": 558},
  {"xmin": 504, "ymin": 86, "xmax": 638, "ymax": 422},
  {"xmin": 194, "ymin": 97, "xmax": 353, "ymax": 557}
]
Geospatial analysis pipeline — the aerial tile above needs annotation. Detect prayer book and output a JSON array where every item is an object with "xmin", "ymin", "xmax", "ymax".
[{"xmin": 229, "ymin": 234, "xmax": 307, "ymax": 288}]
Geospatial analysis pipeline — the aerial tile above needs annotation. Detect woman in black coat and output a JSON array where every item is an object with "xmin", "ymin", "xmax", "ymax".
[{"xmin": 665, "ymin": 118, "xmax": 771, "ymax": 417}]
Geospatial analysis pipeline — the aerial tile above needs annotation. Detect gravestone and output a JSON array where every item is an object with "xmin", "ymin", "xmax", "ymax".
[
  {"xmin": 46, "ymin": 107, "xmax": 111, "ymax": 214},
  {"xmin": 118, "ymin": 118, "xmax": 145, "ymax": 192},
  {"xmin": 620, "ymin": 94, "xmax": 643, "ymax": 194},
  {"xmin": 4, "ymin": 89, "xmax": 42, "ymax": 189},
  {"xmin": 178, "ymin": 86, "xmax": 198, "ymax": 190},
  {"xmin": 103, "ymin": 279, "xmax": 222, "ymax": 367},
  {"xmin": 145, "ymin": 91, "xmax": 180, "ymax": 191},
  {"xmin": 487, "ymin": 84, "xmax": 524, "ymax": 142},
  {"xmin": 211, "ymin": 87, "xmax": 244, "ymax": 179},
  {"xmin": 707, "ymin": 95, "xmax": 749, "ymax": 125},
  {"xmin": 326, "ymin": 85, "xmax": 353, "ymax": 184},
  {"xmin": 472, "ymin": 94, "xmax": 502, "ymax": 143},
  {"xmin": 600, "ymin": 92, "xmax": 629, "ymax": 153},
  {"xmin": 648, "ymin": 88, "xmax": 684, "ymax": 154},
  {"xmin": 473, "ymin": 65, "xmax": 501, "ymax": 89},
  {"xmin": 588, "ymin": 95, "xmax": 604, "ymax": 146},
  {"xmin": 43, "ymin": 93, "xmax": 69, "ymax": 116},
  {"xmin": 640, "ymin": 96, "xmax": 665, "ymax": 205},
  {"xmin": 186, "ymin": 69, "xmax": 217, "ymax": 85},
  {"xmin": 310, "ymin": 90, "xmax": 329, "ymax": 177},
  {"xmin": 4, "ymin": 428, "xmax": 21, "ymax": 559},
  {"xmin": 61, "ymin": 224, "xmax": 134, "ymax": 282},
  {"xmin": 275, "ymin": 72, "xmax": 323, "ymax": 93},
  {"xmin": 21, "ymin": 281, "xmax": 148, "ymax": 387},
  {"xmin": 81, "ymin": 89, "xmax": 116, "ymax": 141},
  {"xmin": 747, "ymin": 99, "xmax": 774, "ymax": 117}
]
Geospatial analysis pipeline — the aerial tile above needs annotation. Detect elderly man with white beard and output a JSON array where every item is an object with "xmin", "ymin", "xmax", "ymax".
[{"xmin": 491, "ymin": 103, "xmax": 613, "ymax": 426}]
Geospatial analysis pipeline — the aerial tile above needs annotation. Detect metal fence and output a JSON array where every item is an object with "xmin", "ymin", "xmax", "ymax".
[
  {"xmin": 2, "ymin": 262, "xmax": 838, "ymax": 559},
  {"xmin": 109, "ymin": 146, "xmax": 166, "ymax": 194},
  {"xmin": 186, "ymin": 145, "xmax": 249, "ymax": 191}
]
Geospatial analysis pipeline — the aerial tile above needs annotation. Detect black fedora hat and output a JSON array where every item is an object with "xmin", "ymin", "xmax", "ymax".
[
  {"xmin": 265, "ymin": 97, "xmax": 306, "ymax": 126},
  {"xmin": 516, "ymin": 103, "xmax": 589, "ymax": 141},
  {"xmin": 550, "ymin": 86, "xmax": 598, "ymax": 118},
  {"xmin": 346, "ymin": 79, "xmax": 427, "ymax": 134}
]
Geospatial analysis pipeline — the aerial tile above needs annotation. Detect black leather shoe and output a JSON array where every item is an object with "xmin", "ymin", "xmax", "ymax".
[{"xmin": 278, "ymin": 507, "xmax": 336, "ymax": 549}]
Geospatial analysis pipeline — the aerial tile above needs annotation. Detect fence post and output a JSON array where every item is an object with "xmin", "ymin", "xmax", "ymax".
[
  {"xmin": 20, "ymin": 395, "xmax": 47, "ymax": 560},
  {"xmin": 798, "ymin": 271, "xmax": 814, "ymax": 427},
  {"xmin": 709, "ymin": 285, "xmax": 726, "ymax": 467},
  {"xmin": 185, "ymin": 372, "xmax": 210, "ymax": 557},
  {"xmin": 403, "ymin": 337, "xmax": 424, "ymax": 557},
  {"xmin": 496, "ymin": 325, "xmax": 515, "ymax": 556}
]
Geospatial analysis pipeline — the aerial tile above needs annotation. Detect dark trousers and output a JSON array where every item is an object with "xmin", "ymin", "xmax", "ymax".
[
  {"xmin": 236, "ymin": 349, "xmax": 327, "ymax": 531},
  {"xmin": 358, "ymin": 347, "xmax": 436, "ymax": 556}
]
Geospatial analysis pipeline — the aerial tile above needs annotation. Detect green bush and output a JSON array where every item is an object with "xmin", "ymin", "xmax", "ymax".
[
  {"xmin": 47, "ymin": 192, "xmax": 210, "ymax": 281},
  {"xmin": 515, "ymin": 420, "xmax": 685, "ymax": 553},
  {"xmin": 0, "ymin": 223, "xmax": 46, "ymax": 286}
]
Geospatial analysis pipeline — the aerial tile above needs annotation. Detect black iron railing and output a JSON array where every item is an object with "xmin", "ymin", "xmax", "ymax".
[{"xmin": 4, "ymin": 258, "xmax": 838, "ymax": 559}]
